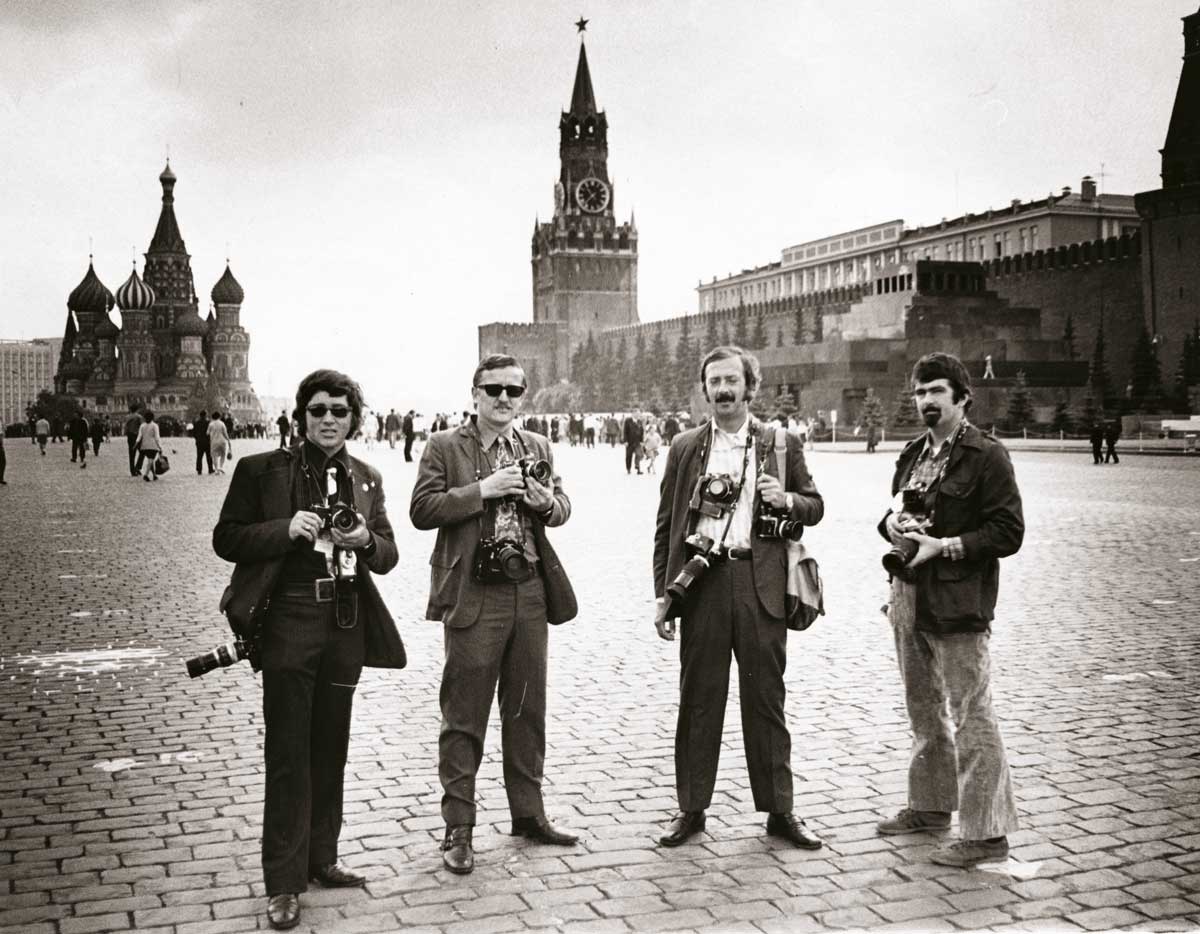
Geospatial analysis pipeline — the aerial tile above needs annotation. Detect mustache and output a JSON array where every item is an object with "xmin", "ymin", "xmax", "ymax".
[{"xmin": 714, "ymin": 392, "xmax": 737, "ymax": 403}]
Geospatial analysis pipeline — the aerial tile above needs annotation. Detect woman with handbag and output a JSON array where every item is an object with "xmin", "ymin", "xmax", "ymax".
[{"xmin": 135, "ymin": 410, "xmax": 162, "ymax": 482}]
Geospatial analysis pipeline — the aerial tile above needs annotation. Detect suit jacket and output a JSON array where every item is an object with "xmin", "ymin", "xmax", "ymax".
[
  {"xmin": 212, "ymin": 446, "xmax": 406, "ymax": 668},
  {"xmin": 624, "ymin": 417, "xmax": 644, "ymax": 445},
  {"xmin": 654, "ymin": 418, "xmax": 824, "ymax": 622},
  {"xmin": 410, "ymin": 421, "xmax": 577, "ymax": 628},
  {"xmin": 877, "ymin": 424, "xmax": 1023, "ymax": 633}
]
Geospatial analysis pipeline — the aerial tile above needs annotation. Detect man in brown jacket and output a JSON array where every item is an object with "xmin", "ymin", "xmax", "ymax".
[
  {"xmin": 411, "ymin": 353, "xmax": 578, "ymax": 875},
  {"xmin": 653, "ymin": 345, "xmax": 825, "ymax": 851}
]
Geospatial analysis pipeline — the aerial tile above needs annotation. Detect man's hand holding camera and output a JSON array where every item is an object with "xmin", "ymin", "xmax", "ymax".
[
  {"xmin": 289, "ymin": 510, "xmax": 325, "ymax": 543},
  {"xmin": 287, "ymin": 509, "xmax": 371, "ymax": 549},
  {"xmin": 756, "ymin": 473, "xmax": 788, "ymax": 510},
  {"xmin": 478, "ymin": 463, "xmax": 555, "ymax": 514},
  {"xmin": 884, "ymin": 508, "xmax": 939, "ymax": 568}
]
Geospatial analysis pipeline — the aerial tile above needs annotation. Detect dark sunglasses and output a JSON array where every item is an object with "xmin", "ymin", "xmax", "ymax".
[
  {"xmin": 477, "ymin": 384, "xmax": 526, "ymax": 398},
  {"xmin": 306, "ymin": 404, "xmax": 351, "ymax": 419}
]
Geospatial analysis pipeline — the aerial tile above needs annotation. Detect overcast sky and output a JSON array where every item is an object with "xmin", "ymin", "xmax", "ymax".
[{"xmin": 1, "ymin": 0, "xmax": 1192, "ymax": 414}]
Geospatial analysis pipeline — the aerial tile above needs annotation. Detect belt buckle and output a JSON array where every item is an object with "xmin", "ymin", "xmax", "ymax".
[{"xmin": 314, "ymin": 578, "xmax": 336, "ymax": 603}]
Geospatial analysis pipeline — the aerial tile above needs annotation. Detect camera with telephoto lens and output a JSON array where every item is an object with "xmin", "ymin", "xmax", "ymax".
[
  {"xmin": 473, "ymin": 537, "xmax": 533, "ymax": 584},
  {"xmin": 755, "ymin": 506, "xmax": 804, "ymax": 541},
  {"xmin": 518, "ymin": 456, "xmax": 552, "ymax": 485},
  {"xmin": 689, "ymin": 473, "xmax": 739, "ymax": 518},
  {"xmin": 663, "ymin": 533, "xmax": 715, "ymax": 618},
  {"xmin": 313, "ymin": 502, "xmax": 358, "ymax": 534},
  {"xmin": 185, "ymin": 638, "xmax": 258, "ymax": 678},
  {"xmin": 882, "ymin": 487, "xmax": 932, "ymax": 577}
]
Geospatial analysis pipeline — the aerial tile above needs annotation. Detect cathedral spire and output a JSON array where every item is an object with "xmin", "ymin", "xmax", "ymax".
[
  {"xmin": 148, "ymin": 160, "xmax": 187, "ymax": 254},
  {"xmin": 569, "ymin": 41, "xmax": 598, "ymax": 117}
]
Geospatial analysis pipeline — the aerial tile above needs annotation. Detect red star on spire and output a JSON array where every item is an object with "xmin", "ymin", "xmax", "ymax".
[{"xmin": 575, "ymin": 17, "xmax": 588, "ymax": 34}]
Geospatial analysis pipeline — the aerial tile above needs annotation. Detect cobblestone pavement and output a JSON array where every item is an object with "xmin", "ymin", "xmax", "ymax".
[{"xmin": 2, "ymin": 435, "xmax": 1198, "ymax": 934}]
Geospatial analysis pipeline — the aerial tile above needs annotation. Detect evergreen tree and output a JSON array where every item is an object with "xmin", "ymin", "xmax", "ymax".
[
  {"xmin": 1063, "ymin": 313, "xmax": 1076, "ymax": 360},
  {"xmin": 704, "ymin": 312, "xmax": 720, "ymax": 352},
  {"xmin": 891, "ymin": 385, "xmax": 919, "ymax": 428},
  {"xmin": 612, "ymin": 336, "xmax": 630, "ymax": 409},
  {"xmin": 1130, "ymin": 323, "xmax": 1167, "ymax": 412},
  {"xmin": 188, "ymin": 371, "xmax": 228, "ymax": 421},
  {"xmin": 1174, "ymin": 330, "xmax": 1196, "ymax": 413},
  {"xmin": 1076, "ymin": 391, "xmax": 1100, "ymax": 429},
  {"xmin": 673, "ymin": 316, "xmax": 696, "ymax": 411},
  {"xmin": 527, "ymin": 362, "xmax": 542, "ymax": 407},
  {"xmin": 793, "ymin": 308, "xmax": 806, "ymax": 345},
  {"xmin": 632, "ymin": 330, "xmax": 649, "ymax": 407},
  {"xmin": 1051, "ymin": 400, "xmax": 1072, "ymax": 433},
  {"xmin": 773, "ymin": 385, "xmax": 798, "ymax": 420},
  {"xmin": 750, "ymin": 312, "xmax": 769, "ymax": 350},
  {"xmin": 775, "ymin": 327, "xmax": 784, "ymax": 348},
  {"xmin": 720, "ymin": 321, "xmax": 732, "ymax": 346},
  {"xmin": 1004, "ymin": 370, "xmax": 1034, "ymax": 430},
  {"xmin": 733, "ymin": 307, "xmax": 749, "ymax": 347},
  {"xmin": 858, "ymin": 387, "xmax": 885, "ymax": 432},
  {"xmin": 1088, "ymin": 321, "xmax": 1112, "ymax": 408}
]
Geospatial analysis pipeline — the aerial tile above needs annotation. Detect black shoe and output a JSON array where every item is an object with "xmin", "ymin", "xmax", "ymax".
[
  {"xmin": 309, "ymin": 862, "xmax": 365, "ymax": 887},
  {"xmin": 659, "ymin": 810, "xmax": 706, "ymax": 847},
  {"xmin": 266, "ymin": 894, "xmax": 300, "ymax": 930},
  {"xmin": 766, "ymin": 812, "xmax": 823, "ymax": 850},
  {"xmin": 441, "ymin": 824, "xmax": 474, "ymax": 874},
  {"xmin": 511, "ymin": 816, "xmax": 579, "ymax": 846}
]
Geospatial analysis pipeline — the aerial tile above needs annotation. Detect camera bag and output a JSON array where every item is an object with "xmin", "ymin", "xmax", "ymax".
[{"xmin": 773, "ymin": 428, "xmax": 824, "ymax": 630}]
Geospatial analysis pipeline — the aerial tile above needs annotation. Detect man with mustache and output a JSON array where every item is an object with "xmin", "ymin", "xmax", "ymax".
[
  {"xmin": 652, "ymin": 345, "xmax": 825, "ymax": 850},
  {"xmin": 411, "ymin": 353, "xmax": 579, "ymax": 875},
  {"xmin": 876, "ymin": 352, "xmax": 1024, "ymax": 867}
]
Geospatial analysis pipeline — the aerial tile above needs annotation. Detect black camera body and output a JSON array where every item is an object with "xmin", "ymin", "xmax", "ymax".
[
  {"xmin": 882, "ymin": 487, "xmax": 932, "ymax": 577},
  {"xmin": 664, "ymin": 533, "xmax": 715, "ymax": 619},
  {"xmin": 755, "ymin": 507, "xmax": 804, "ymax": 542},
  {"xmin": 689, "ymin": 473, "xmax": 739, "ymax": 518},
  {"xmin": 474, "ymin": 537, "xmax": 535, "ymax": 584},
  {"xmin": 518, "ymin": 457, "xmax": 552, "ymax": 485},
  {"xmin": 314, "ymin": 502, "xmax": 358, "ymax": 534}
]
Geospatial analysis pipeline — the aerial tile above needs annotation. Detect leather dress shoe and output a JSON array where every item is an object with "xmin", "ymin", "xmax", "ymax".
[
  {"xmin": 511, "ymin": 815, "xmax": 579, "ymax": 846},
  {"xmin": 309, "ymin": 862, "xmax": 366, "ymax": 887},
  {"xmin": 266, "ymin": 893, "xmax": 300, "ymax": 930},
  {"xmin": 659, "ymin": 810, "xmax": 706, "ymax": 847},
  {"xmin": 441, "ymin": 824, "xmax": 474, "ymax": 874},
  {"xmin": 766, "ymin": 812, "xmax": 823, "ymax": 850}
]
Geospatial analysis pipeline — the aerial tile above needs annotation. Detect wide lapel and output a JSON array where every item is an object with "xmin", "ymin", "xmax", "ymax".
[{"xmin": 260, "ymin": 452, "xmax": 296, "ymax": 520}]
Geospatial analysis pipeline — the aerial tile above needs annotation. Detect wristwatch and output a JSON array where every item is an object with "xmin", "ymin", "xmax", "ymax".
[{"xmin": 360, "ymin": 534, "xmax": 377, "ymax": 557}]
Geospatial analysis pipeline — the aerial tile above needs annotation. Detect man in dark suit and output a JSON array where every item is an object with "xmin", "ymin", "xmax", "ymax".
[
  {"xmin": 402, "ymin": 409, "xmax": 416, "ymax": 462},
  {"xmin": 193, "ymin": 410, "xmax": 214, "ymax": 475},
  {"xmin": 213, "ymin": 369, "xmax": 404, "ymax": 931},
  {"xmin": 623, "ymin": 410, "xmax": 644, "ymax": 474},
  {"xmin": 411, "ymin": 353, "xmax": 579, "ymax": 875},
  {"xmin": 68, "ymin": 408, "xmax": 89, "ymax": 468},
  {"xmin": 653, "ymin": 345, "xmax": 825, "ymax": 851}
]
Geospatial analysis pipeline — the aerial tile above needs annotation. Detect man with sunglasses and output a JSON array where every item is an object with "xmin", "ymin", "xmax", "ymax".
[
  {"xmin": 411, "ymin": 353, "xmax": 579, "ymax": 875},
  {"xmin": 214, "ymin": 369, "xmax": 405, "ymax": 930}
]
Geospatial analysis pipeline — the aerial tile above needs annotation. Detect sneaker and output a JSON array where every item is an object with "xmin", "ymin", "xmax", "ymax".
[
  {"xmin": 929, "ymin": 837, "xmax": 1009, "ymax": 867},
  {"xmin": 876, "ymin": 808, "xmax": 951, "ymax": 836}
]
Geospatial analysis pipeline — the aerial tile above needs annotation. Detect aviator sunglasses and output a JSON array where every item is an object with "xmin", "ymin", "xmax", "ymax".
[
  {"xmin": 476, "ymin": 384, "xmax": 526, "ymax": 398},
  {"xmin": 306, "ymin": 404, "xmax": 352, "ymax": 418}
]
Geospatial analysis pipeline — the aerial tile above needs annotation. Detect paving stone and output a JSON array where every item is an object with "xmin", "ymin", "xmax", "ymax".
[{"xmin": 1066, "ymin": 906, "xmax": 1148, "ymax": 930}]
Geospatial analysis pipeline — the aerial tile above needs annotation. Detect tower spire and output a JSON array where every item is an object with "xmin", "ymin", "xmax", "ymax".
[
  {"xmin": 1161, "ymin": 5, "xmax": 1200, "ymax": 186},
  {"xmin": 569, "ymin": 40, "xmax": 598, "ymax": 116}
]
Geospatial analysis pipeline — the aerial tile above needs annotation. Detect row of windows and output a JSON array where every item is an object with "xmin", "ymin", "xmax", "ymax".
[{"xmin": 705, "ymin": 250, "xmax": 905, "ymax": 310}]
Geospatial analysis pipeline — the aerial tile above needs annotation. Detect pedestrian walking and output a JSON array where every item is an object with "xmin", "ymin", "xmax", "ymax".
[
  {"xmin": 208, "ymin": 413, "xmax": 231, "ymax": 474},
  {"xmin": 385, "ymin": 409, "xmax": 400, "ymax": 449},
  {"xmin": 68, "ymin": 409, "xmax": 89, "ymax": 468},
  {"xmin": 1089, "ymin": 421, "xmax": 1104, "ymax": 464},
  {"xmin": 652, "ymin": 345, "xmax": 826, "ymax": 852},
  {"xmin": 193, "ymin": 411, "xmax": 215, "ymax": 475},
  {"xmin": 410, "ymin": 353, "xmax": 579, "ymax": 876},
  {"xmin": 1104, "ymin": 420, "xmax": 1121, "ymax": 464},
  {"xmin": 876, "ymin": 352, "xmax": 1023, "ymax": 868},
  {"xmin": 276, "ymin": 409, "xmax": 291, "ymax": 449},
  {"xmin": 623, "ymin": 411, "xmax": 644, "ymax": 474},
  {"xmin": 402, "ymin": 409, "xmax": 416, "ymax": 462},
  {"xmin": 605, "ymin": 414, "xmax": 620, "ymax": 447},
  {"xmin": 135, "ymin": 410, "xmax": 162, "ymax": 481},
  {"xmin": 35, "ymin": 416, "xmax": 50, "ymax": 456},
  {"xmin": 123, "ymin": 404, "xmax": 142, "ymax": 475},
  {"xmin": 212, "ymin": 368, "xmax": 403, "ymax": 931},
  {"xmin": 90, "ymin": 416, "xmax": 106, "ymax": 456},
  {"xmin": 642, "ymin": 421, "xmax": 662, "ymax": 474}
]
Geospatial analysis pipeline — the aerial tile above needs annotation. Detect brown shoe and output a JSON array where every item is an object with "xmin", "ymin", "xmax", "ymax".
[
  {"xmin": 766, "ymin": 812, "xmax": 823, "ymax": 850},
  {"xmin": 441, "ymin": 824, "xmax": 474, "ymax": 874},
  {"xmin": 266, "ymin": 893, "xmax": 300, "ymax": 930},
  {"xmin": 659, "ymin": 810, "xmax": 706, "ymax": 847}
]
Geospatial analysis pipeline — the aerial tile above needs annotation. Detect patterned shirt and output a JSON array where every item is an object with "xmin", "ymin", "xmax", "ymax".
[
  {"xmin": 695, "ymin": 418, "xmax": 757, "ymax": 551},
  {"xmin": 904, "ymin": 427, "xmax": 965, "ymax": 561}
]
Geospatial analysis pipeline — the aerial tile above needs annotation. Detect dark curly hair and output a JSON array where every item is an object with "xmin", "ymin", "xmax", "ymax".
[
  {"xmin": 292, "ymin": 369, "xmax": 364, "ymax": 437},
  {"xmin": 698, "ymin": 345, "xmax": 761, "ymax": 402}
]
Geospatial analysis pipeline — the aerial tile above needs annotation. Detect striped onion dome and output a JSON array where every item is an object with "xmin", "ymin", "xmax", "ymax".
[
  {"xmin": 94, "ymin": 314, "xmax": 120, "ymax": 340},
  {"xmin": 114, "ymin": 266, "xmax": 156, "ymax": 311},
  {"xmin": 211, "ymin": 263, "xmax": 244, "ymax": 305},
  {"xmin": 174, "ymin": 307, "xmax": 208, "ymax": 337},
  {"xmin": 67, "ymin": 259, "xmax": 114, "ymax": 314}
]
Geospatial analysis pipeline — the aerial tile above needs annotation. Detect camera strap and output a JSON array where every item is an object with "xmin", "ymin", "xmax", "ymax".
[{"xmin": 688, "ymin": 425, "xmax": 754, "ymax": 553}]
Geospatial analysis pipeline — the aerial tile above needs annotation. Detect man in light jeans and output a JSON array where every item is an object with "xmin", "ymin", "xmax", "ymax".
[{"xmin": 876, "ymin": 352, "xmax": 1023, "ymax": 867}]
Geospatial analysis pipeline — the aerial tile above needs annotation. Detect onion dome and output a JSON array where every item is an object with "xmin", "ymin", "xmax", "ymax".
[
  {"xmin": 67, "ymin": 258, "xmax": 114, "ymax": 314},
  {"xmin": 94, "ymin": 314, "xmax": 120, "ymax": 340},
  {"xmin": 211, "ymin": 263, "xmax": 244, "ymax": 305},
  {"xmin": 114, "ymin": 266, "xmax": 156, "ymax": 311},
  {"xmin": 174, "ymin": 307, "xmax": 208, "ymax": 337}
]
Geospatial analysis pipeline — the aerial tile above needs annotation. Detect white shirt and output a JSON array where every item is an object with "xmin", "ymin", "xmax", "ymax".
[{"xmin": 695, "ymin": 418, "xmax": 757, "ymax": 551}]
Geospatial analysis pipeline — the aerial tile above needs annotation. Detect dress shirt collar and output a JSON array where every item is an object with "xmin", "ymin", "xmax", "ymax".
[
  {"xmin": 710, "ymin": 415, "xmax": 751, "ymax": 446},
  {"xmin": 303, "ymin": 437, "xmax": 350, "ymax": 472}
]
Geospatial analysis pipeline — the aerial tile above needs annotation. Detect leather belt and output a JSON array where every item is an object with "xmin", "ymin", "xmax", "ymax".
[
  {"xmin": 277, "ymin": 578, "xmax": 337, "ymax": 603},
  {"xmin": 711, "ymin": 547, "xmax": 753, "ymax": 562}
]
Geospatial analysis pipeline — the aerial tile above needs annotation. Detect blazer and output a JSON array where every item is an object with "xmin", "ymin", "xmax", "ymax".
[
  {"xmin": 212, "ymin": 446, "xmax": 406, "ymax": 669},
  {"xmin": 654, "ymin": 418, "xmax": 824, "ymax": 623},
  {"xmin": 410, "ymin": 421, "xmax": 577, "ymax": 628},
  {"xmin": 877, "ymin": 424, "xmax": 1024, "ymax": 633}
]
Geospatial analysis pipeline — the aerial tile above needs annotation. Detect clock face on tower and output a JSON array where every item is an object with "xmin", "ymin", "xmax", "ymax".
[{"xmin": 575, "ymin": 177, "xmax": 610, "ymax": 214}]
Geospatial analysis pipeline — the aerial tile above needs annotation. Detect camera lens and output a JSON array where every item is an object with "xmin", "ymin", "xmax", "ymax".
[{"xmin": 331, "ymin": 507, "xmax": 357, "ymax": 532}]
